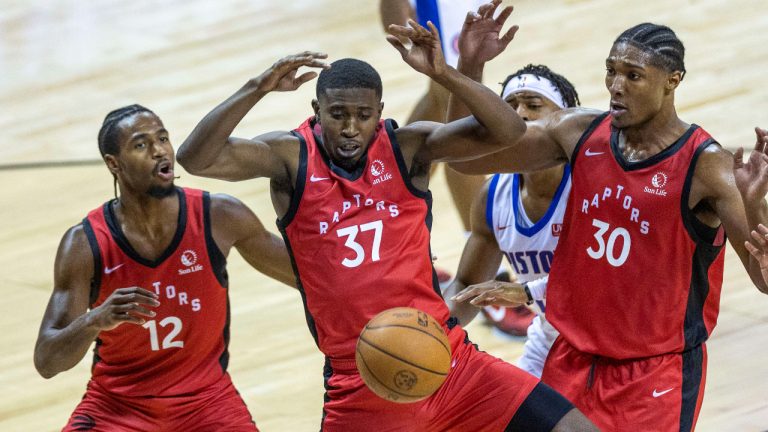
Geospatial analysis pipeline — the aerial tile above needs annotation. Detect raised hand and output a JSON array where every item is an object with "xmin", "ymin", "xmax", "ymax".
[
  {"xmin": 745, "ymin": 224, "xmax": 768, "ymax": 285},
  {"xmin": 386, "ymin": 20, "xmax": 448, "ymax": 79},
  {"xmin": 733, "ymin": 127, "xmax": 768, "ymax": 204},
  {"xmin": 458, "ymin": 0, "xmax": 519, "ymax": 65},
  {"xmin": 450, "ymin": 280, "xmax": 529, "ymax": 307},
  {"xmin": 253, "ymin": 51, "xmax": 329, "ymax": 94},
  {"xmin": 88, "ymin": 287, "xmax": 160, "ymax": 331}
]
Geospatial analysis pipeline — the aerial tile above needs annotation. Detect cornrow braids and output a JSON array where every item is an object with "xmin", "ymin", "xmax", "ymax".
[
  {"xmin": 500, "ymin": 64, "xmax": 580, "ymax": 108},
  {"xmin": 614, "ymin": 23, "xmax": 686, "ymax": 78},
  {"xmin": 97, "ymin": 104, "xmax": 154, "ymax": 157}
]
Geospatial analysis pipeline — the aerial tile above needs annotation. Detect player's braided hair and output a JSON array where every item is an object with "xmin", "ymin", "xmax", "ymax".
[
  {"xmin": 97, "ymin": 104, "xmax": 155, "ymax": 198},
  {"xmin": 316, "ymin": 58, "xmax": 382, "ymax": 99},
  {"xmin": 614, "ymin": 23, "xmax": 686, "ymax": 78},
  {"xmin": 500, "ymin": 64, "xmax": 580, "ymax": 108},
  {"xmin": 97, "ymin": 104, "xmax": 154, "ymax": 157}
]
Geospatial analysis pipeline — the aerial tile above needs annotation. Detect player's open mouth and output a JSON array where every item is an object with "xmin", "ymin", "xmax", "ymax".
[
  {"xmin": 610, "ymin": 101, "xmax": 627, "ymax": 117},
  {"xmin": 337, "ymin": 141, "xmax": 361, "ymax": 157},
  {"xmin": 154, "ymin": 160, "xmax": 174, "ymax": 181}
]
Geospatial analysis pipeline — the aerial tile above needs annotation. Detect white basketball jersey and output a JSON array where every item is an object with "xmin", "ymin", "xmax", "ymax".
[
  {"xmin": 486, "ymin": 166, "xmax": 571, "ymax": 314},
  {"xmin": 410, "ymin": 0, "xmax": 487, "ymax": 67}
]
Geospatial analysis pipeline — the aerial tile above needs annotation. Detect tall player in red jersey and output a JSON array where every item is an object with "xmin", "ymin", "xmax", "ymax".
[
  {"xmin": 34, "ymin": 105, "xmax": 296, "ymax": 431},
  {"xmin": 177, "ymin": 6, "xmax": 597, "ymax": 432},
  {"xmin": 451, "ymin": 17, "xmax": 768, "ymax": 432}
]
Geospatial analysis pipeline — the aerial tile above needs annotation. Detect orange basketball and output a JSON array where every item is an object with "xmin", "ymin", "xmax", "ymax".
[{"xmin": 355, "ymin": 307, "xmax": 451, "ymax": 403}]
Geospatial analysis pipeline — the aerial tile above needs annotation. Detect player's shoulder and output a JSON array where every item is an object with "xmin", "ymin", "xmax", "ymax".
[
  {"xmin": 394, "ymin": 120, "xmax": 440, "ymax": 142},
  {"xmin": 551, "ymin": 107, "xmax": 604, "ymax": 130},
  {"xmin": 693, "ymin": 140, "xmax": 730, "ymax": 179},
  {"xmin": 208, "ymin": 193, "xmax": 260, "ymax": 225},
  {"xmin": 56, "ymin": 222, "xmax": 93, "ymax": 264}
]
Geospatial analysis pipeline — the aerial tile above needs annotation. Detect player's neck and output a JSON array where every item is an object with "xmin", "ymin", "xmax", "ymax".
[
  {"xmin": 620, "ymin": 108, "xmax": 689, "ymax": 156},
  {"xmin": 521, "ymin": 165, "xmax": 565, "ymax": 200},
  {"xmin": 113, "ymin": 190, "xmax": 179, "ymax": 241}
]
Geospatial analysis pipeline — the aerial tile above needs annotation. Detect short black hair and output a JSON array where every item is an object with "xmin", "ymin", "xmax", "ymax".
[
  {"xmin": 500, "ymin": 64, "xmax": 580, "ymax": 108},
  {"xmin": 98, "ymin": 104, "xmax": 154, "ymax": 157},
  {"xmin": 316, "ymin": 58, "xmax": 382, "ymax": 99},
  {"xmin": 614, "ymin": 23, "xmax": 686, "ymax": 77}
]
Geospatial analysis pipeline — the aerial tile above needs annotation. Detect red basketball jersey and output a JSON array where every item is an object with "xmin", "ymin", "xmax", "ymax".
[
  {"xmin": 547, "ymin": 114, "xmax": 726, "ymax": 359},
  {"xmin": 84, "ymin": 187, "xmax": 230, "ymax": 397},
  {"xmin": 279, "ymin": 117, "xmax": 448, "ymax": 359}
]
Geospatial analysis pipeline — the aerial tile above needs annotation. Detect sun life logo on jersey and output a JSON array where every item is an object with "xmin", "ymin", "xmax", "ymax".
[
  {"xmin": 371, "ymin": 159, "xmax": 392, "ymax": 185},
  {"xmin": 644, "ymin": 171, "xmax": 668, "ymax": 196},
  {"xmin": 179, "ymin": 249, "xmax": 203, "ymax": 275}
]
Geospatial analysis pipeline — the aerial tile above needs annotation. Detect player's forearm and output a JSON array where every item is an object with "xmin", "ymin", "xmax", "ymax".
[
  {"xmin": 34, "ymin": 313, "xmax": 101, "ymax": 378},
  {"xmin": 177, "ymin": 80, "xmax": 268, "ymax": 173},
  {"xmin": 443, "ymin": 280, "xmax": 481, "ymax": 325},
  {"xmin": 445, "ymin": 59, "xmax": 485, "ymax": 122},
  {"xmin": 435, "ymin": 67, "xmax": 525, "ymax": 150}
]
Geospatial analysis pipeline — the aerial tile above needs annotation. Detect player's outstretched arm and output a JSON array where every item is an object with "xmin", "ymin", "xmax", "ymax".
[
  {"xmin": 34, "ymin": 226, "xmax": 160, "ymax": 378},
  {"xmin": 442, "ymin": 180, "xmax": 504, "ymax": 324},
  {"xmin": 176, "ymin": 52, "xmax": 328, "ymax": 181},
  {"xmin": 209, "ymin": 194, "xmax": 297, "ymax": 288},
  {"xmin": 387, "ymin": 11, "xmax": 525, "ymax": 162}
]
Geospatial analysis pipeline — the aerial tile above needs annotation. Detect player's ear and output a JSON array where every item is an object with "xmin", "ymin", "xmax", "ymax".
[
  {"xmin": 104, "ymin": 154, "xmax": 120, "ymax": 175},
  {"xmin": 665, "ymin": 70, "xmax": 683, "ymax": 94},
  {"xmin": 378, "ymin": 101, "xmax": 384, "ymax": 115},
  {"xmin": 311, "ymin": 99, "xmax": 320, "ymax": 119}
]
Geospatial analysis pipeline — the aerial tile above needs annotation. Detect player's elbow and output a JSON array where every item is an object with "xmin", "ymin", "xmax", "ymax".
[{"xmin": 33, "ymin": 351, "xmax": 59, "ymax": 379}]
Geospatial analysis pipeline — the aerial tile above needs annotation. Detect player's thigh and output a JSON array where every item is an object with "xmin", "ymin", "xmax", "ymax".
[
  {"xmin": 61, "ymin": 387, "xmax": 153, "ymax": 432},
  {"xmin": 176, "ymin": 380, "xmax": 258, "ymax": 432}
]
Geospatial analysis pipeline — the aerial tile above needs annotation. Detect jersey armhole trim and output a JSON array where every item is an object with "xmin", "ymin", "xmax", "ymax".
[
  {"xmin": 277, "ymin": 131, "xmax": 308, "ymax": 229},
  {"xmin": 514, "ymin": 165, "xmax": 571, "ymax": 237},
  {"xmin": 486, "ymin": 174, "xmax": 501, "ymax": 233},
  {"xmin": 82, "ymin": 217, "xmax": 102, "ymax": 308},
  {"xmin": 386, "ymin": 119, "xmax": 432, "ymax": 200},
  {"xmin": 570, "ymin": 111, "xmax": 609, "ymax": 168},
  {"xmin": 202, "ymin": 191, "xmax": 229, "ymax": 288},
  {"xmin": 680, "ymin": 138, "xmax": 726, "ymax": 250}
]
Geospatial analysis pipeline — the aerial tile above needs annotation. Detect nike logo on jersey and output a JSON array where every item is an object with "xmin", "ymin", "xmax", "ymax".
[
  {"xmin": 584, "ymin": 148, "xmax": 605, "ymax": 156},
  {"xmin": 310, "ymin": 174, "xmax": 330, "ymax": 182},
  {"xmin": 104, "ymin": 263, "xmax": 124, "ymax": 274},
  {"xmin": 652, "ymin": 388, "xmax": 674, "ymax": 398}
]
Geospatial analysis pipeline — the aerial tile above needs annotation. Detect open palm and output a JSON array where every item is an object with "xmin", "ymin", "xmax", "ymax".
[
  {"xmin": 733, "ymin": 127, "xmax": 768, "ymax": 203},
  {"xmin": 458, "ymin": 0, "xmax": 519, "ymax": 64}
]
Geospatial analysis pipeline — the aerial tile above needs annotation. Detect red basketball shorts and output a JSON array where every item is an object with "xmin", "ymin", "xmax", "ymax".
[
  {"xmin": 320, "ymin": 324, "xmax": 562, "ymax": 431},
  {"xmin": 541, "ymin": 336, "xmax": 707, "ymax": 432},
  {"xmin": 62, "ymin": 373, "xmax": 257, "ymax": 432}
]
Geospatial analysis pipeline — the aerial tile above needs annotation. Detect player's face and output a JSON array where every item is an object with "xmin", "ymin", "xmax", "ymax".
[
  {"xmin": 314, "ymin": 88, "xmax": 383, "ymax": 171},
  {"xmin": 605, "ymin": 42, "xmax": 675, "ymax": 129},
  {"xmin": 504, "ymin": 91, "xmax": 561, "ymax": 121},
  {"xmin": 113, "ymin": 112, "xmax": 176, "ymax": 198}
]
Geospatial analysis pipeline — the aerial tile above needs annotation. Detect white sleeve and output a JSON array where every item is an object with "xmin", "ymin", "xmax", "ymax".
[{"xmin": 527, "ymin": 275, "xmax": 548, "ymax": 301}]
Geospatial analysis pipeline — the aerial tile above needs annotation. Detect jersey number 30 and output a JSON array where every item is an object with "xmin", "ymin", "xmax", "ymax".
[
  {"xmin": 337, "ymin": 220, "xmax": 383, "ymax": 268},
  {"xmin": 586, "ymin": 219, "xmax": 631, "ymax": 267}
]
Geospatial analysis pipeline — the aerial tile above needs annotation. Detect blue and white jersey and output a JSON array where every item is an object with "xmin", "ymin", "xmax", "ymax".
[
  {"xmin": 410, "ymin": 0, "xmax": 486, "ymax": 67},
  {"xmin": 486, "ymin": 166, "xmax": 571, "ymax": 315}
]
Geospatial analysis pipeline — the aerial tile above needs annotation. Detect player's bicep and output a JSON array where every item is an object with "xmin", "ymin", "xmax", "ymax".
[
  {"xmin": 211, "ymin": 195, "xmax": 296, "ymax": 288},
  {"xmin": 187, "ymin": 133, "xmax": 291, "ymax": 181},
  {"xmin": 40, "ymin": 226, "xmax": 95, "ymax": 335}
]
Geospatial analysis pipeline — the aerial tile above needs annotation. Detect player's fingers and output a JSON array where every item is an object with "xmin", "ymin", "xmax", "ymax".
[
  {"xmin": 426, "ymin": 21, "xmax": 441, "ymax": 41},
  {"xmin": 477, "ymin": 2, "xmax": 495, "ymax": 19},
  {"xmin": 755, "ymin": 127, "xmax": 768, "ymax": 153},
  {"xmin": 114, "ymin": 286, "xmax": 158, "ymax": 297},
  {"xmin": 756, "ymin": 223, "xmax": 768, "ymax": 236},
  {"xmin": 451, "ymin": 287, "xmax": 480, "ymax": 301},
  {"xmin": 733, "ymin": 147, "xmax": 744, "ymax": 168},
  {"xmin": 464, "ymin": 10, "xmax": 480, "ymax": 25},
  {"xmin": 750, "ymin": 229, "xmax": 768, "ymax": 247},
  {"xmin": 496, "ymin": 5, "xmax": 514, "ymax": 26},
  {"xmin": 294, "ymin": 71, "xmax": 319, "ymax": 87},
  {"xmin": 385, "ymin": 35, "xmax": 408, "ymax": 56},
  {"xmin": 745, "ymin": 240, "xmax": 761, "ymax": 258},
  {"xmin": 500, "ymin": 25, "xmax": 519, "ymax": 45},
  {"xmin": 387, "ymin": 23, "xmax": 415, "ymax": 38},
  {"xmin": 112, "ymin": 303, "xmax": 157, "ymax": 316}
]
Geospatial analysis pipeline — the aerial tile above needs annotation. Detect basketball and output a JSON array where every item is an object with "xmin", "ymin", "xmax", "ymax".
[{"xmin": 355, "ymin": 307, "xmax": 451, "ymax": 403}]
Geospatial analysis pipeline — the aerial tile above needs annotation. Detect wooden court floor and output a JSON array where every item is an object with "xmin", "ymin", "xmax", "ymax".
[{"xmin": 1, "ymin": 0, "xmax": 766, "ymax": 430}]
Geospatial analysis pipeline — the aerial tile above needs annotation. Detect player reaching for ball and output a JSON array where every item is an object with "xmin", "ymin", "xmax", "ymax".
[
  {"xmin": 34, "ymin": 105, "xmax": 296, "ymax": 431},
  {"xmin": 177, "ymin": 2, "xmax": 597, "ymax": 431}
]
